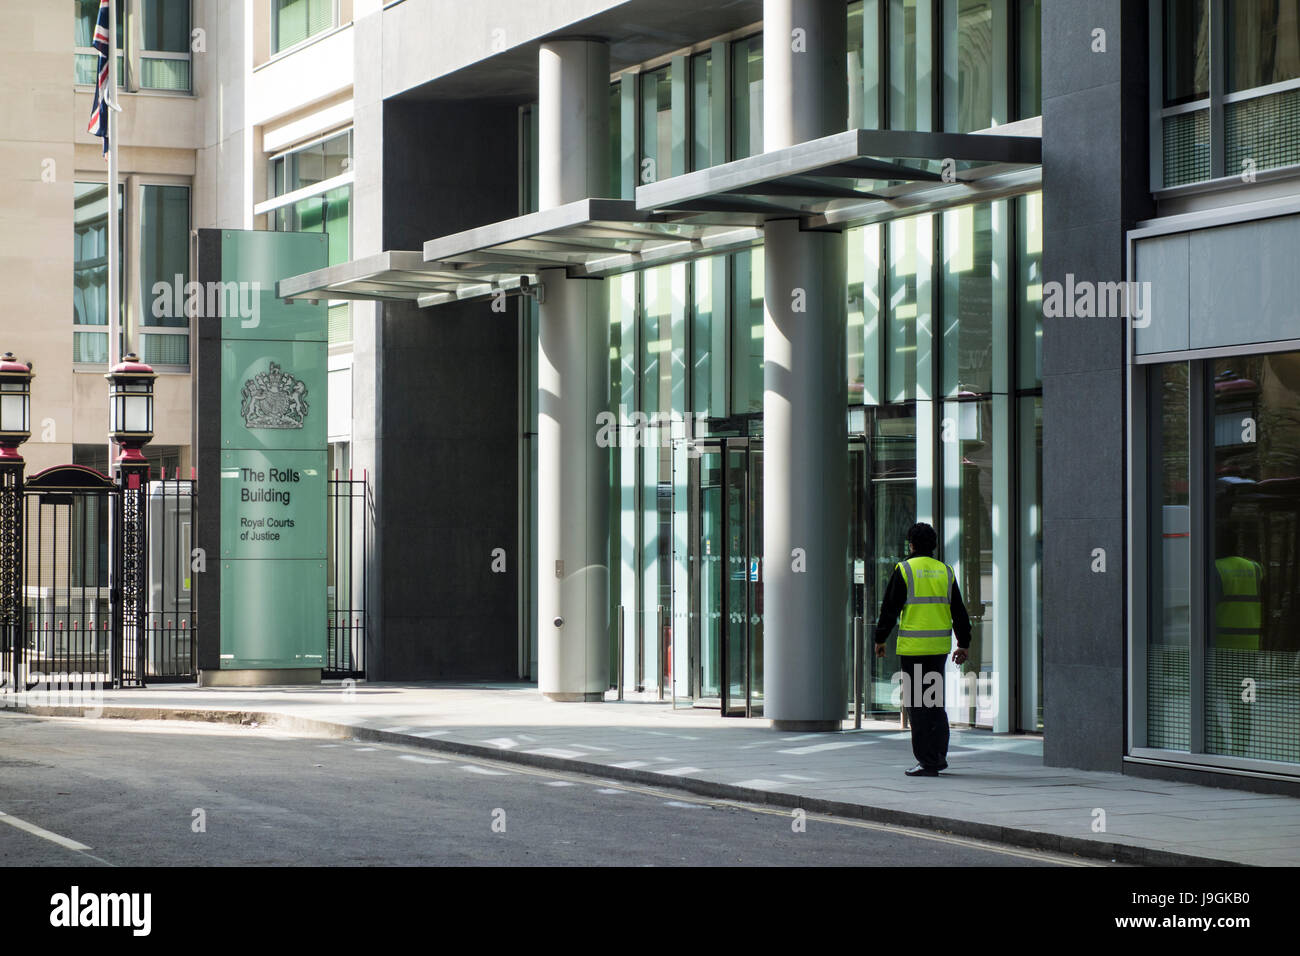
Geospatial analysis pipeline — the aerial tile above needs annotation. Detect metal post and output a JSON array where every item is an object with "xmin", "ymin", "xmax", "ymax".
[
  {"xmin": 657, "ymin": 604, "xmax": 666, "ymax": 701},
  {"xmin": 0, "ymin": 460, "xmax": 24, "ymax": 689},
  {"xmin": 115, "ymin": 460, "xmax": 149, "ymax": 688},
  {"xmin": 617, "ymin": 604, "xmax": 625, "ymax": 701},
  {"xmin": 853, "ymin": 615, "xmax": 863, "ymax": 729}
]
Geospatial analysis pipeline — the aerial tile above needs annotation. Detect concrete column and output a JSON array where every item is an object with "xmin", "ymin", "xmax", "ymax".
[
  {"xmin": 763, "ymin": 0, "xmax": 848, "ymax": 149},
  {"xmin": 536, "ymin": 40, "xmax": 611, "ymax": 700},
  {"xmin": 762, "ymin": 0, "xmax": 849, "ymax": 730}
]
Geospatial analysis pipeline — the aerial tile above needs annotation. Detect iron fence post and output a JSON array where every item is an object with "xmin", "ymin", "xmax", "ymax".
[
  {"xmin": 116, "ymin": 461, "xmax": 149, "ymax": 688},
  {"xmin": 0, "ymin": 458, "xmax": 24, "ymax": 689}
]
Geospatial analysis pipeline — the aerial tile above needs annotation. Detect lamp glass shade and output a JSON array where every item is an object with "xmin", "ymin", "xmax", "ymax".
[
  {"xmin": 122, "ymin": 393, "xmax": 151, "ymax": 433},
  {"xmin": 0, "ymin": 393, "xmax": 28, "ymax": 434}
]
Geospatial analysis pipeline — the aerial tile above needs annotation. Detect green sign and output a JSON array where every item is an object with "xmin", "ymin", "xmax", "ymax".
[{"xmin": 218, "ymin": 230, "xmax": 329, "ymax": 670}]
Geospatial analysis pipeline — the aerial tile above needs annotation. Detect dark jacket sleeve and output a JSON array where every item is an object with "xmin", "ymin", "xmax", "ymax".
[
  {"xmin": 873, "ymin": 567, "xmax": 907, "ymax": 644},
  {"xmin": 949, "ymin": 577, "xmax": 973, "ymax": 649}
]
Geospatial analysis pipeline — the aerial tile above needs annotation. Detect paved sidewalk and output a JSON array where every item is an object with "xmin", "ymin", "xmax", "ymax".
[{"xmin": 12, "ymin": 681, "xmax": 1300, "ymax": 866}]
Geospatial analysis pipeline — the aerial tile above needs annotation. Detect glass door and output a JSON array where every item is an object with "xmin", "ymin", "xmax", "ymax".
[{"xmin": 686, "ymin": 437, "xmax": 763, "ymax": 716}]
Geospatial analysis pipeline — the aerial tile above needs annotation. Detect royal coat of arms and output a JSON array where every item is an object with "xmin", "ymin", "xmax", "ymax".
[{"xmin": 241, "ymin": 362, "xmax": 309, "ymax": 429}]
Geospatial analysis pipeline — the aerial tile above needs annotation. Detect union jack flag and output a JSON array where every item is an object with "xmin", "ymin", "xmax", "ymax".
[{"xmin": 87, "ymin": 0, "xmax": 111, "ymax": 156}]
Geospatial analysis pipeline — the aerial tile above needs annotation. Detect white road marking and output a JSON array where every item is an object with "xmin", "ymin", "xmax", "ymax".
[
  {"xmin": 664, "ymin": 800, "xmax": 705, "ymax": 809},
  {"xmin": 398, "ymin": 755, "xmax": 447, "ymax": 765},
  {"xmin": 544, "ymin": 780, "xmax": 575, "ymax": 787},
  {"xmin": 0, "ymin": 810, "xmax": 92, "ymax": 852},
  {"xmin": 734, "ymin": 778, "xmax": 787, "ymax": 789},
  {"xmin": 353, "ymin": 746, "xmax": 377, "ymax": 752},
  {"xmin": 461, "ymin": 765, "xmax": 510, "ymax": 776},
  {"xmin": 596, "ymin": 788, "xmax": 624, "ymax": 794},
  {"xmin": 778, "ymin": 740, "xmax": 872, "ymax": 755},
  {"xmin": 655, "ymin": 766, "xmax": 702, "ymax": 776},
  {"xmin": 610, "ymin": 760, "xmax": 651, "ymax": 769}
]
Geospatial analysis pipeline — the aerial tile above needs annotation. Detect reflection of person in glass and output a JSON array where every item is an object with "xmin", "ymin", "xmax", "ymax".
[
  {"xmin": 874, "ymin": 522, "xmax": 973, "ymax": 777},
  {"xmin": 1212, "ymin": 529, "xmax": 1263, "ymax": 754}
]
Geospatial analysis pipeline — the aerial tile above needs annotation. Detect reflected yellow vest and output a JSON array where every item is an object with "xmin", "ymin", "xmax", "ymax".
[
  {"xmin": 896, "ymin": 556, "xmax": 955, "ymax": 655},
  {"xmin": 1214, "ymin": 557, "xmax": 1262, "ymax": 650}
]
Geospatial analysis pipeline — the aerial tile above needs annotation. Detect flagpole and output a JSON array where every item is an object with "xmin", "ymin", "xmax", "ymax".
[{"xmin": 106, "ymin": 0, "xmax": 120, "ymax": 472}]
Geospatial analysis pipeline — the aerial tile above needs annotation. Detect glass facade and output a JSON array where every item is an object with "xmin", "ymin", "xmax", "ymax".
[
  {"xmin": 75, "ymin": 1, "xmax": 190, "ymax": 91},
  {"xmin": 72, "ymin": 182, "xmax": 124, "ymax": 365},
  {"xmin": 1144, "ymin": 353, "xmax": 1300, "ymax": 766},
  {"xmin": 274, "ymin": 0, "xmax": 334, "ymax": 54},
  {"xmin": 1160, "ymin": 0, "xmax": 1300, "ymax": 187},
  {"xmin": 516, "ymin": 6, "xmax": 1042, "ymax": 731},
  {"xmin": 270, "ymin": 130, "xmax": 353, "ymax": 345},
  {"xmin": 139, "ymin": 184, "xmax": 191, "ymax": 366}
]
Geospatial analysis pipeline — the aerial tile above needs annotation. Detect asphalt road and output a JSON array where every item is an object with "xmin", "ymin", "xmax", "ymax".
[{"xmin": 0, "ymin": 714, "xmax": 1095, "ymax": 867}]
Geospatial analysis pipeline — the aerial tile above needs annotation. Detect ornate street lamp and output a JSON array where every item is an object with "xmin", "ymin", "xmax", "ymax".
[
  {"xmin": 106, "ymin": 353, "xmax": 156, "ymax": 463},
  {"xmin": 0, "ymin": 352, "xmax": 34, "ymax": 461}
]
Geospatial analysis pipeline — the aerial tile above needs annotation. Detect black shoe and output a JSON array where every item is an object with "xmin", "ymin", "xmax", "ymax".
[{"xmin": 905, "ymin": 764, "xmax": 940, "ymax": 777}]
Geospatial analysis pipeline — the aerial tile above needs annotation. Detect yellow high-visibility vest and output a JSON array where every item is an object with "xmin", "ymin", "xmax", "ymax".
[
  {"xmin": 1215, "ymin": 557, "xmax": 1262, "ymax": 650},
  {"xmin": 896, "ymin": 556, "xmax": 955, "ymax": 656}
]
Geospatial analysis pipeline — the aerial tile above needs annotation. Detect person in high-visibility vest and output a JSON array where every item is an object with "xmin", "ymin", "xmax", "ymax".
[
  {"xmin": 1213, "ymin": 555, "xmax": 1263, "ymax": 651},
  {"xmin": 873, "ymin": 522, "xmax": 973, "ymax": 777},
  {"xmin": 1212, "ymin": 549, "xmax": 1264, "ymax": 755}
]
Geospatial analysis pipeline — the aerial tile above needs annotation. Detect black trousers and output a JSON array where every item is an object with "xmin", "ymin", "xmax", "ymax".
[{"xmin": 899, "ymin": 654, "xmax": 949, "ymax": 771}]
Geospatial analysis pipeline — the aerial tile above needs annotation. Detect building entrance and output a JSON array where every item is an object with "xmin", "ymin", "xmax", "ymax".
[{"xmin": 687, "ymin": 437, "xmax": 763, "ymax": 717}]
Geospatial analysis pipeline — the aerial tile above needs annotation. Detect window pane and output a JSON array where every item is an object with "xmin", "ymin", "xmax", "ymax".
[
  {"xmin": 640, "ymin": 65, "xmax": 672, "ymax": 184},
  {"xmin": 141, "ymin": 332, "xmax": 189, "ymax": 366},
  {"xmin": 1164, "ymin": 0, "xmax": 1210, "ymax": 105},
  {"xmin": 1207, "ymin": 352, "xmax": 1300, "ymax": 762},
  {"xmin": 140, "ymin": 56, "xmax": 191, "ymax": 91},
  {"xmin": 1018, "ymin": 395, "xmax": 1043, "ymax": 731},
  {"xmin": 1150, "ymin": 362, "xmax": 1190, "ymax": 750},
  {"xmin": 941, "ymin": 203, "xmax": 994, "ymax": 396},
  {"xmin": 868, "ymin": 405, "xmax": 917, "ymax": 713},
  {"xmin": 74, "ymin": 331, "xmax": 109, "ymax": 364},
  {"xmin": 1017, "ymin": 192, "xmax": 1043, "ymax": 389},
  {"xmin": 731, "ymin": 248, "xmax": 764, "ymax": 414},
  {"xmin": 1018, "ymin": 0, "xmax": 1042, "ymax": 119},
  {"xmin": 847, "ymin": 225, "xmax": 867, "ymax": 404},
  {"xmin": 609, "ymin": 84, "xmax": 622, "ymax": 199},
  {"xmin": 1225, "ymin": 86, "xmax": 1300, "ymax": 174},
  {"xmin": 140, "ymin": 185, "xmax": 190, "ymax": 328},
  {"xmin": 691, "ymin": 52, "xmax": 713, "ymax": 171},
  {"xmin": 848, "ymin": 1, "xmax": 866, "ymax": 129},
  {"xmin": 142, "ymin": 0, "xmax": 190, "ymax": 52},
  {"xmin": 1227, "ymin": 0, "xmax": 1300, "ymax": 92},
  {"xmin": 692, "ymin": 258, "xmax": 714, "ymax": 416},
  {"xmin": 889, "ymin": 0, "xmax": 931, "ymax": 130},
  {"xmin": 731, "ymin": 36, "xmax": 763, "ymax": 159},
  {"xmin": 1163, "ymin": 108, "xmax": 1211, "ymax": 186},
  {"xmin": 942, "ymin": 397, "xmax": 995, "ymax": 727},
  {"xmin": 73, "ymin": 182, "xmax": 123, "ymax": 330},
  {"xmin": 952, "ymin": 0, "xmax": 995, "ymax": 133},
  {"xmin": 75, "ymin": 0, "xmax": 124, "ymax": 48},
  {"xmin": 887, "ymin": 217, "xmax": 921, "ymax": 402}
]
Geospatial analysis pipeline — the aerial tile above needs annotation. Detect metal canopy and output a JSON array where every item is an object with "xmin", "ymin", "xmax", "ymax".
[
  {"xmin": 277, "ymin": 200, "xmax": 761, "ymax": 306},
  {"xmin": 635, "ymin": 127, "xmax": 1042, "ymax": 228},
  {"xmin": 277, "ymin": 128, "xmax": 1039, "ymax": 308},
  {"xmin": 276, "ymin": 250, "xmax": 533, "ymax": 305},
  {"xmin": 420, "ymin": 198, "xmax": 762, "ymax": 289}
]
